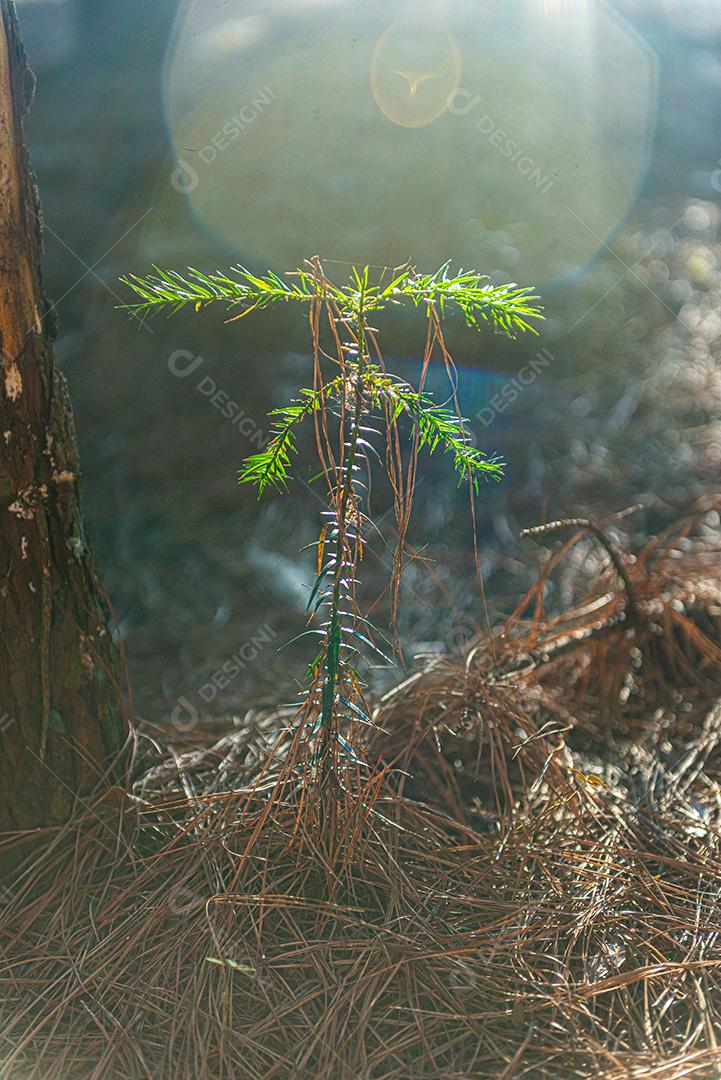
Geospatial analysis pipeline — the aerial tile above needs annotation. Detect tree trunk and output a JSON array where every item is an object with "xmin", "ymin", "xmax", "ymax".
[{"xmin": 0, "ymin": 0, "xmax": 127, "ymax": 845}]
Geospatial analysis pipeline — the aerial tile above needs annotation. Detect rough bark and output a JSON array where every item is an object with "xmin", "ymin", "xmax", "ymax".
[{"xmin": 0, "ymin": 0, "xmax": 127, "ymax": 844}]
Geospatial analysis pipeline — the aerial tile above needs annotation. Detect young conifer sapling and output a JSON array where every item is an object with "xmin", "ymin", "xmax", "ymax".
[{"xmin": 122, "ymin": 258, "xmax": 542, "ymax": 782}]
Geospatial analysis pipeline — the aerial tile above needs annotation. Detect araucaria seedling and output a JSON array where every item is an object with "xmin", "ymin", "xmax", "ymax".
[{"xmin": 122, "ymin": 259, "xmax": 542, "ymax": 780}]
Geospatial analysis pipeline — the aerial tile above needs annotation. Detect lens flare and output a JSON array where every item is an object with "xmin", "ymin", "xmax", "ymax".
[
  {"xmin": 159, "ymin": 0, "xmax": 658, "ymax": 288},
  {"xmin": 369, "ymin": 22, "xmax": 461, "ymax": 129}
]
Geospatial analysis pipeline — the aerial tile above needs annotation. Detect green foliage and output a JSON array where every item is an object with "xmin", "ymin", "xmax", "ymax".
[
  {"xmin": 380, "ymin": 380, "xmax": 504, "ymax": 491},
  {"xmin": 121, "ymin": 261, "xmax": 540, "ymax": 338},
  {"xmin": 381, "ymin": 264, "xmax": 541, "ymax": 337},
  {"xmin": 122, "ymin": 258, "xmax": 542, "ymax": 777},
  {"xmin": 238, "ymin": 382, "xmax": 340, "ymax": 495},
  {"xmin": 119, "ymin": 265, "xmax": 323, "ymax": 318}
]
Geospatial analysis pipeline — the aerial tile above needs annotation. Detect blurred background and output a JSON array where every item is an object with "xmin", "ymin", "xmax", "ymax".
[{"xmin": 16, "ymin": 0, "xmax": 721, "ymax": 725}]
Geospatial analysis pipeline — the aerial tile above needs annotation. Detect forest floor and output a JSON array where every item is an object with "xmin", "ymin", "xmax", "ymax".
[
  {"xmin": 1, "ymin": 504, "xmax": 721, "ymax": 1078},
  {"xmin": 5, "ymin": 7, "xmax": 721, "ymax": 1076}
]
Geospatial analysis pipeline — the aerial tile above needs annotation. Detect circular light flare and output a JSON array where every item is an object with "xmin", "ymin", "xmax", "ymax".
[
  {"xmin": 369, "ymin": 22, "xmax": 462, "ymax": 129},
  {"xmin": 158, "ymin": 0, "xmax": 658, "ymax": 289}
]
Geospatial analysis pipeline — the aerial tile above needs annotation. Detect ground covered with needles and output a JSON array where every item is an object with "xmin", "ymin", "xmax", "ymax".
[{"xmin": 2, "ymin": 507, "xmax": 721, "ymax": 1079}]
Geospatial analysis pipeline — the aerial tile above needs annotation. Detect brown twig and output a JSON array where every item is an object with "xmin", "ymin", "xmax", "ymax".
[{"xmin": 521, "ymin": 507, "xmax": 643, "ymax": 625}]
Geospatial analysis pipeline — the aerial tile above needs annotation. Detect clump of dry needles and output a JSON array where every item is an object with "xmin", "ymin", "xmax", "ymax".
[{"xmin": 1, "ymin": 501, "xmax": 721, "ymax": 1078}]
